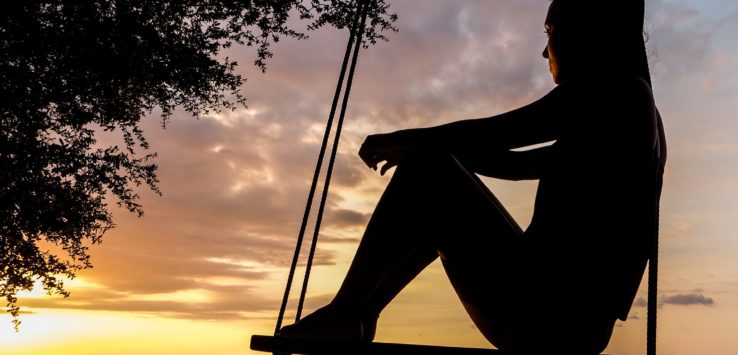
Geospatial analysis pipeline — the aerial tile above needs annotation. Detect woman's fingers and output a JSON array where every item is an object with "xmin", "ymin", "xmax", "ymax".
[
  {"xmin": 380, "ymin": 159, "xmax": 399, "ymax": 176},
  {"xmin": 359, "ymin": 133, "xmax": 415, "ymax": 174},
  {"xmin": 359, "ymin": 135, "xmax": 393, "ymax": 168},
  {"xmin": 359, "ymin": 147, "xmax": 383, "ymax": 169}
]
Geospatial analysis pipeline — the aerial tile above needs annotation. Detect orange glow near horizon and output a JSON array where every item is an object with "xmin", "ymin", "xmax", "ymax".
[{"xmin": 1, "ymin": 309, "xmax": 272, "ymax": 355}]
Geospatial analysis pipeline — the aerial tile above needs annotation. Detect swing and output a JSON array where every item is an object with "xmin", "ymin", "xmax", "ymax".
[{"xmin": 249, "ymin": 1, "xmax": 661, "ymax": 354}]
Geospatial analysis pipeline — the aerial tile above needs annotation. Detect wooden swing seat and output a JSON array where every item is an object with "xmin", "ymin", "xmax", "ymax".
[
  {"xmin": 250, "ymin": 335, "xmax": 502, "ymax": 355},
  {"xmin": 251, "ymin": 335, "xmax": 616, "ymax": 355}
]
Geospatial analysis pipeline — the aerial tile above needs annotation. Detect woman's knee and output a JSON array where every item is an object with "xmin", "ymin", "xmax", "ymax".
[{"xmin": 390, "ymin": 152, "xmax": 484, "ymax": 208}]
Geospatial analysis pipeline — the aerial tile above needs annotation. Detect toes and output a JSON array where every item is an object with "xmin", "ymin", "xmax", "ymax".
[
  {"xmin": 276, "ymin": 324, "xmax": 295, "ymax": 337},
  {"xmin": 275, "ymin": 305, "xmax": 365, "ymax": 341}
]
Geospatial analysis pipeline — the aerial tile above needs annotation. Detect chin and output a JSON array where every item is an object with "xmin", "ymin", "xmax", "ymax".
[{"xmin": 549, "ymin": 70, "xmax": 560, "ymax": 84}]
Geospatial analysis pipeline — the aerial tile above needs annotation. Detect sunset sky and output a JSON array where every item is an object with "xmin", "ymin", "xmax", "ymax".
[{"xmin": 3, "ymin": 0, "xmax": 738, "ymax": 354}]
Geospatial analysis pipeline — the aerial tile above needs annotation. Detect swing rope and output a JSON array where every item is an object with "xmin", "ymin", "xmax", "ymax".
[
  {"xmin": 296, "ymin": 0, "xmax": 369, "ymax": 322},
  {"xmin": 647, "ymin": 205, "xmax": 659, "ymax": 355},
  {"xmin": 646, "ymin": 113, "xmax": 666, "ymax": 355},
  {"xmin": 273, "ymin": 0, "xmax": 368, "ymax": 335}
]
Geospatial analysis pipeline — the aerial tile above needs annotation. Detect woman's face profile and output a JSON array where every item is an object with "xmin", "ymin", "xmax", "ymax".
[{"xmin": 542, "ymin": 0, "xmax": 568, "ymax": 84}]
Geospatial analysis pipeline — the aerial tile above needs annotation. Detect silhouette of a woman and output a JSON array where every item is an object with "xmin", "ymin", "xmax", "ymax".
[{"xmin": 280, "ymin": 1, "xmax": 666, "ymax": 353}]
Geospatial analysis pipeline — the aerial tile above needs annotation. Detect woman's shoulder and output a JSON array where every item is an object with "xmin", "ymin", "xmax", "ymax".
[
  {"xmin": 611, "ymin": 75, "xmax": 654, "ymax": 103},
  {"xmin": 561, "ymin": 75, "xmax": 655, "ymax": 116},
  {"xmin": 553, "ymin": 75, "xmax": 658, "ymax": 147},
  {"xmin": 559, "ymin": 74, "xmax": 652, "ymax": 97},
  {"xmin": 546, "ymin": 75, "xmax": 654, "ymax": 110}
]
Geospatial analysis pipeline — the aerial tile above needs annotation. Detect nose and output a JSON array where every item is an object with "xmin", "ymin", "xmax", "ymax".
[{"xmin": 542, "ymin": 45, "xmax": 549, "ymax": 59}]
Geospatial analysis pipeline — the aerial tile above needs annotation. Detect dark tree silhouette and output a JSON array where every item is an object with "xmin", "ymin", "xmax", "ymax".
[{"xmin": 0, "ymin": 0, "xmax": 395, "ymax": 329}]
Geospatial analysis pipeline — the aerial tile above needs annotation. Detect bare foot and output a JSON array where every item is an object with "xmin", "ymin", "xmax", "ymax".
[{"xmin": 278, "ymin": 303, "xmax": 364, "ymax": 341}]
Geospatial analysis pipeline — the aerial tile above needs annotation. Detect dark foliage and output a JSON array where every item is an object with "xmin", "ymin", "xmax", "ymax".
[{"xmin": 0, "ymin": 0, "xmax": 395, "ymax": 329}]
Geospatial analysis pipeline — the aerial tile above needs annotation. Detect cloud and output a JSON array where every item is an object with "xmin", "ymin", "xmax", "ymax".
[
  {"xmin": 346, "ymin": 0, "xmax": 554, "ymax": 128},
  {"xmin": 661, "ymin": 293, "xmax": 715, "ymax": 306},
  {"xmin": 647, "ymin": 0, "xmax": 717, "ymax": 82},
  {"xmin": 21, "ymin": 290, "xmax": 276, "ymax": 320},
  {"xmin": 15, "ymin": 1, "xmax": 735, "ymax": 332},
  {"xmin": 325, "ymin": 208, "xmax": 370, "ymax": 228},
  {"xmin": 632, "ymin": 293, "xmax": 716, "ymax": 308},
  {"xmin": 634, "ymin": 297, "xmax": 649, "ymax": 307},
  {"xmin": 20, "ymin": 0, "xmax": 640, "ymax": 322}
]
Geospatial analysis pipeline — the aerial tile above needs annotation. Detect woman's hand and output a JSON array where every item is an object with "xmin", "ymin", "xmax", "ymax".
[{"xmin": 359, "ymin": 130, "xmax": 419, "ymax": 176}]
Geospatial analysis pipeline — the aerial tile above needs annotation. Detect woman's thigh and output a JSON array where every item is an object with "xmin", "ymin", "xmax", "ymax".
[
  {"xmin": 394, "ymin": 152, "xmax": 524, "ymax": 244},
  {"xmin": 395, "ymin": 153, "xmax": 530, "ymax": 305},
  {"xmin": 397, "ymin": 154, "xmax": 616, "ymax": 352},
  {"xmin": 397, "ymin": 154, "xmax": 572, "ymax": 349}
]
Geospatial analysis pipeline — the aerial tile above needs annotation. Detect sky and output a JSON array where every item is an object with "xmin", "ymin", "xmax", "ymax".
[{"xmin": 3, "ymin": 0, "xmax": 738, "ymax": 354}]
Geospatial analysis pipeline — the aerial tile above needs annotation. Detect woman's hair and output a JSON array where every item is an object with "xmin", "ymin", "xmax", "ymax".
[{"xmin": 550, "ymin": 0, "xmax": 652, "ymax": 87}]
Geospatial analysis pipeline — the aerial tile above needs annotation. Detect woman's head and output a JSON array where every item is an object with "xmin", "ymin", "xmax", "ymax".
[{"xmin": 542, "ymin": 0, "xmax": 650, "ymax": 85}]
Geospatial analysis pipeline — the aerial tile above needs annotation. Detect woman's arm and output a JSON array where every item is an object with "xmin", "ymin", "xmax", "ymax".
[
  {"xmin": 360, "ymin": 78, "xmax": 581, "ymax": 175},
  {"xmin": 456, "ymin": 145, "xmax": 554, "ymax": 180}
]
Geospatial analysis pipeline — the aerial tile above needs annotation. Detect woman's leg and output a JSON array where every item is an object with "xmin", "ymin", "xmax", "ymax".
[
  {"xmin": 279, "ymin": 153, "xmax": 523, "ymax": 341},
  {"xmin": 359, "ymin": 154, "xmax": 528, "ymax": 331}
]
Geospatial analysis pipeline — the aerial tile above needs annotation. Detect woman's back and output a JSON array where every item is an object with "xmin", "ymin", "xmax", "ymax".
[{"xmin": 525, "ymin": 75, "xmax": 666, "ymax": 321}]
